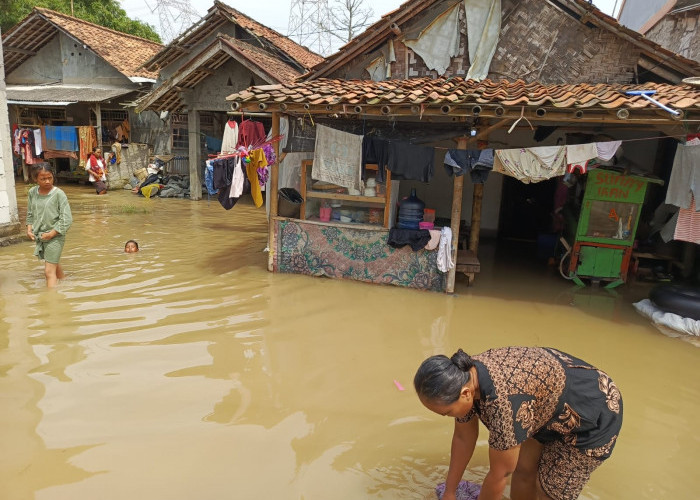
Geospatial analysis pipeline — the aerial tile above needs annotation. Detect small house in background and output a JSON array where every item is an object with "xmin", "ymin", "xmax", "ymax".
[
  {"xmin": 618, "ymin": 0, "xmax": 700, "ymax": 64},
  {"xmin": 228, "ymin": 0, "xmax": 700, "ymax": 293},
  {"xmin": 134, "ymin": 0, "xmax": 323, "ymax": 200},
  {"xmin": 2, "ymin": 8, "xmax": 163, "ymax": 187}
]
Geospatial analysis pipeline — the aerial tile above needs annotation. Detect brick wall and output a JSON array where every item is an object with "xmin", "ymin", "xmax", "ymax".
[
  {"xmin": 332, "ymin": 0, "xmax": 640, "ymax": 84},
  {"xmin": 646, "ymin": 13, "xmax": 700, "ymax": 63}
]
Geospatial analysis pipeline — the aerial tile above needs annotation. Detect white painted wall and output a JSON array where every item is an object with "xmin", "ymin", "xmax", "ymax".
[{"xmin": 0, "ymin": 34, "xmax": 20, "ymax": 230}]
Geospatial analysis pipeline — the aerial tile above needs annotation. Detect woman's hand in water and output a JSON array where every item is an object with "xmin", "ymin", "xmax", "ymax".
[{"xmin": 26, "ymin": 226, "xmax": 35, "ymax": 241}]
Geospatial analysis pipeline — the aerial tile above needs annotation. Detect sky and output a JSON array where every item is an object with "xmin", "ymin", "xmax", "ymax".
[{"xmin": 119, "ymin": 0, "xmax": 622, "ymax": 51}]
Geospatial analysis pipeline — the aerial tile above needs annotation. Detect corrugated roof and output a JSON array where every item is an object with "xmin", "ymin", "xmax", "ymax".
[
  {"xmin": 6, "ymin": 83, "xmax": 136, "ymax": 103},
  {"xmin": 226, "ymin": 76, "xmax": 700, "ymax": 121},
  {"xmin": 135, "ymin": 34, "xmax": 302, "ymax": 112},
  {"xmin": 306, "ymin": 0, "xmax": 700, "ymax": 81},
  {"xmin": 2, "ymin": 7, "xmax": 162, "ymax": 79},
  {"xmin": 142, "ymin": 0, "xmax": 323, "ymax": 73}
]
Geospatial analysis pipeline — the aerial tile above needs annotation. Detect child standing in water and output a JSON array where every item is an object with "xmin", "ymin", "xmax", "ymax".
[{"xmin": 26, "ymin": 165, "xmax": 73, "ymax": 287}]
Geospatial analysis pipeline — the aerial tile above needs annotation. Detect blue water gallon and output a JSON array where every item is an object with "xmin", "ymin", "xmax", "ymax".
[{"xmin": 397, "ymin": 188, "xmax": 425, "ymax": 229}]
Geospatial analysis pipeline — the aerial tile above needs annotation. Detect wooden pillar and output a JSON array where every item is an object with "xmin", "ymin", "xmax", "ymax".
[
  {"xmin": 469, "ymin": 184, "xmax": 483, "ymax": 255},
  {"xmin": 95, "ymin": 102, "xmax": 102, "ymax": 150},
  {"xmin": 188, "ymin": 108, "xmax": 202, "ymax": 201},
  {"xmin": 267, "ymin": 112, "xmax": 280, "ymax": 272},
  {"xmin": 446, "ymin": 137, "xmax": 467, "ymax": 293}
]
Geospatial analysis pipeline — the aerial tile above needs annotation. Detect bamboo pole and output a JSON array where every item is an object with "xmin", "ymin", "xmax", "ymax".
[
  {"xmin": 446, "ymin": 137, "xmax": 467, "ymax": 293},
  {"xmin": 469, "ymin": 184, "xmax": 483, "ymax": 255},
  {"xmin": 267, "ymin": 112, "xmax": 280, "ymax": 272}
]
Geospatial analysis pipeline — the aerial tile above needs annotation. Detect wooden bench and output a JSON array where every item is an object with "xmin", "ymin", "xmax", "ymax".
[{"xmin": 457, "ymin": 249, "xmax": 480, "ymax": 285}]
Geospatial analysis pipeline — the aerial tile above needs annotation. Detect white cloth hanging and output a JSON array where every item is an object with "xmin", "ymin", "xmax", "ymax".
[
  {"xmin": 221, "ymin": 120, "xmax": 239, "ymax": 153},
  {"xmin": 437, "ymin": 227, "xmax": 455, "ymax": 272},
  {"xmin": 404, "ymin": 2, "xmax": 461, "ymax": 76}
]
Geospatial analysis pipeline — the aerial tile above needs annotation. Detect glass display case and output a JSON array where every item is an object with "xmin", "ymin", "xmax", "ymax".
[{"xmin": 299, "ymin": 160, "xmax": 396, "ymax": 228}]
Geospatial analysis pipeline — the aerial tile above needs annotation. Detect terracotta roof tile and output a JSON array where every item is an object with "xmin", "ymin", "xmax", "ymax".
[
  {"xmin": 219, "ymin": 36, "xmax": 301, "ymax": 84},
  {"xmin": 226, "ymin": 76, "xmax": 700, "ymax": 116},
  {"xmin": 37, "ymin": 8, "xmax": 162, "ymax": 79}
]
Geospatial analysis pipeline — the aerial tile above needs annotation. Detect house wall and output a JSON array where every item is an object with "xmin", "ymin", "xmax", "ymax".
[
  {"xmin": 182, "ymin": 58, "xmax": 264, "ymax": 112},
  {"xmin": 159, "ymin": 23, "xmax": 238, "ymax": 81},
  {"xmin": 332, "ymin": 0, "xmax": 640, "ymax": 84},
  {"xmin": 7, "ymin": 33, "xmax": 131, "ymax": 86},
  {"xmin": 645, "ymin": 12, "xmax": 700, "ymax": 62},
  {"xmin": 0, "ymin": 38, "xmax": 20, "ymax": 241}
]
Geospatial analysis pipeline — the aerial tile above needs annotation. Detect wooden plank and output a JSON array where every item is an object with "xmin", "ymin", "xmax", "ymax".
[
  {"xmin": 299, "ymin": 160, "xmax": 310, "ymax": 220},
  {"xmin": 268, "ymin": 112, "xmax": 280, "ymax": 272},
  {"xmin": 383, "ymin": 169, "xmax": 392, "ymax": 228},
  {"xmin": 469, "ymin": 184, "xmax": 484, "ymax": 255},
  {"xmin": 306, "ymin": 191, "xmax": 386, "ymax": 204},
  {"xmin": 446, "ymin": 136, "xmax": 467, "ymax": 293}
]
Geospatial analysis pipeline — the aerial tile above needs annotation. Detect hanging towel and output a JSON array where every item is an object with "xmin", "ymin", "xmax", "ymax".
[
  {"xmin": 665, "ymin": 144, "xmax": 700, "ymax": 210},
  {"xmin": 312, "ymin": 125, "xmax": 363, "ymax": 191},
  {"xmin": 403, "ymin": 2, "xmax": 461, "ymax": 76},
  {"xmin": 495, "ymin": 147, "xmax": 566, "ymax": 183},
  {"xmin": 437, "ymin": 227, "xmax": 455, "ymax": 272},
  {"xmin": 465, "ymin": 0, "xmax": 501, "ymax": 81},
  {"xmin": 595, "ymin": 141, "xmax": 622, "ymax": 161}
]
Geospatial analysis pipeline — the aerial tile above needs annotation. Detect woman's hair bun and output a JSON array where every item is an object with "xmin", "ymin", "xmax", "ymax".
[{"xmin": 450, "ymin": 348, "xmax": 473, "ymax": 372}]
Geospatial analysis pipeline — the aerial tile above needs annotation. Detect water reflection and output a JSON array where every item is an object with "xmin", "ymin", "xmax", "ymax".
[{"xmin": 0, "ymin": 185, "xmax": 698, "ymax": 499}]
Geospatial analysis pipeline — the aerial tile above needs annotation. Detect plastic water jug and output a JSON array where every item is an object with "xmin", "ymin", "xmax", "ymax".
[{"xmin": 397, "ymin": 188, "xmax": 425, "ymax": 229}]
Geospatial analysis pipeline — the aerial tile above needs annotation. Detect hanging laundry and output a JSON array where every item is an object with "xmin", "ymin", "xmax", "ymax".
[
  {"xmin": 437, "ymin": 227, "xmax": 455, "ymax": 272},
  {"xmin": 247, "ymin": 149, "xmax": 268, "ymax": 208},
  {"xmin": 665, "ymin": 143, "xmax": 700, "ymax": 210},
  {"xmin": 387, "ymin": 141, "xmax": 435, "ymax": 182},
  {"xmin": 566, "ymin": 143, "xmax": 598, "ymax": 174},
  {"xmin": 362, "ymin": 137, "xmax": 390, "ymax": 182},
  {"xmin": 204, "ymin": 160, "xmax": 218, "ymax": 196},
  {"xmin": 238, "ymin": 119, "xmax": 266, "ymax": 148},
  {"xmin": 312, "ymin": 124, "xmax": 363, "ymax": 191},
  {"xmin": 77, "ymin": 126, "xmax": 97, "ymax": 167},
  {"xmin": 495, "ymin": 146, "xmax": 566, "ymax": 183},
  {"xmin": 230, "ymin": 156, "xmax": 245, "ymax": 199},
  {"xmin": 221, "ymin": 120, "xmax": 239, "ymax": 153},
  {"xmin": 595, "ymin": 141, "xmax": 622, "ymax": 161},
  {"xmin": 674, "ymin": 197, "xmax": 700, "ymax": 244},
  {"xmin": 403, "ymin": 2, "xmax": 461, "ymax": 76},
  {"xmin": 387, "ymin": 228, "xmax": 431, "ymax": 251},
  {"xmin": 443, "ymin": 149, "xmax": 494, "ymax": 183},
  {"xmin": 33, "ymin": 129, "xmax": 43, "ymax": 156},
  {"xmin": 44, "ymin": 126, "xmax": 79, "ymax": 152}
]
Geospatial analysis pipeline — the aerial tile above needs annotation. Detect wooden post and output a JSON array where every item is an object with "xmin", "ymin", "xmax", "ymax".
[
  {"xmin": 446, "ymin": 137, "xmax": 467, "ymax": 293},
  {"xmin": 188, "ymin": 108, "xmax": 202, "ymax": 200},
  {"xmin": 95, "ymin": 102, "xmax": 102, "ymax": 151},
  {"xmin": 469, "ymin": 184, "xmax": 484, "ymax": 255},
  {"xmin": 268, "ymin": 112, "xmax": 280, "ymax": 272}
]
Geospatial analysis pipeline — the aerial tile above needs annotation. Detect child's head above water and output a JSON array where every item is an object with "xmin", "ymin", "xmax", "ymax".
[{"xmin": 124, "ymin": 240, "xmax": 139, "ymax": 253}]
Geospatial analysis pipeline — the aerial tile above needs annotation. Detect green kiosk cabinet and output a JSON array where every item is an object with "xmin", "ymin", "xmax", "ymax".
[{"xmin": 567, "ymin": 169, "xmax": 663, "ymax": 288}]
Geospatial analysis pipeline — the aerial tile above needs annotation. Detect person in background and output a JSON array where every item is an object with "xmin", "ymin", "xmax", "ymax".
[
  {"xmin": 85, "ymin": 147, "xmax": 107, "ymax": 195},
  {"xmin": 26, "ymin": 164, "xmax": 73, "ymax": 288},
  {"xmin": 124, "ymin": 240, "xmax": 139, "ymax": 253},
  {"xmin": 414, "ymin": 346, "xmax": 622, "ymax": 500}
]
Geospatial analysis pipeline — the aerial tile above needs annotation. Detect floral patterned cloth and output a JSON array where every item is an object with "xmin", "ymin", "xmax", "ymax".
[{"xmin": 275, "ymin": 220, "xmax": 445, "ymax": 291}]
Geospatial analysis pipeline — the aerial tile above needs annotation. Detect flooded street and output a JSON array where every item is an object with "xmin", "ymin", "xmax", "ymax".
[{"xmin": 1, "ymin": 183, "xmax": 699, "ymax": 500}]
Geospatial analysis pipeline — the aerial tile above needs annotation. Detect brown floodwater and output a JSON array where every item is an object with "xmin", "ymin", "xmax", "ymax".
[{"xmin": 1, "ymin": 183, "xmax": 699, "ymax": 500}]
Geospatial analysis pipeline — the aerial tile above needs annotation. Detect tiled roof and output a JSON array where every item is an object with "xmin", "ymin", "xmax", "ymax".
[
  {"xmin": 227, "ymin": 76, "xmax": 700, "ymax": 121},
  {"xmin": 2, "ymin": 8, "xmax": 162, "ymax": 79},
  {"xmin": 142, "ymin": 0, "xmax": 323, "ymax": 73},
  {"xmin": 6, "ymin": 83, "xmax": 136, "ymax": 103},
  {"xmin": 307, "ymin": 0, "xmax": 700, "ymax": 81},
  {"xmin": 135, "ymin": 35, "xmax": 302, "ymax": 112}
]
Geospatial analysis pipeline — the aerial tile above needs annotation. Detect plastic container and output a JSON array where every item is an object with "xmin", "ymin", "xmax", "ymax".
[
  {"xmin": 397, "ymin": 188, "xmax": 425, "ymax": 229},
  {"xmin": 319, "ymin": 207, "xmax": 331, "ymax": 221},
  {"xmin": 423, "ymin": 208, "xmax": 436, "ymax": 223},
  {"xmin": 419, "ymin": 221, "xmax": 434, "ymax": 230},
  {"xmin": 278, "ymin": 188, "xmax": 303, "ymax": 218}
]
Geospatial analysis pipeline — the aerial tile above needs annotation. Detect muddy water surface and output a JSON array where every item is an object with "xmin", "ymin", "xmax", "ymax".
[{"xmin": 1, "ymin": 184, "xmax": 699, "ymax": 500}]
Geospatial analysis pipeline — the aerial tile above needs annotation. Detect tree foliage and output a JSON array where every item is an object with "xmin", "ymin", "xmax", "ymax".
[{"xmin": 0, "ymin": 0, "xmax": 161, "ymax": 43}]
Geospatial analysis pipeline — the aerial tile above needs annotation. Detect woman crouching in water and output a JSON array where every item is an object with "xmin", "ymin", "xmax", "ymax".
[
  {"xmin": 26, "ymin": 165, "xmax": 73, "ymax": 287},
  {"xmin": 414, "ymin": 347, "xmax": 622, "ymax": 500}
]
